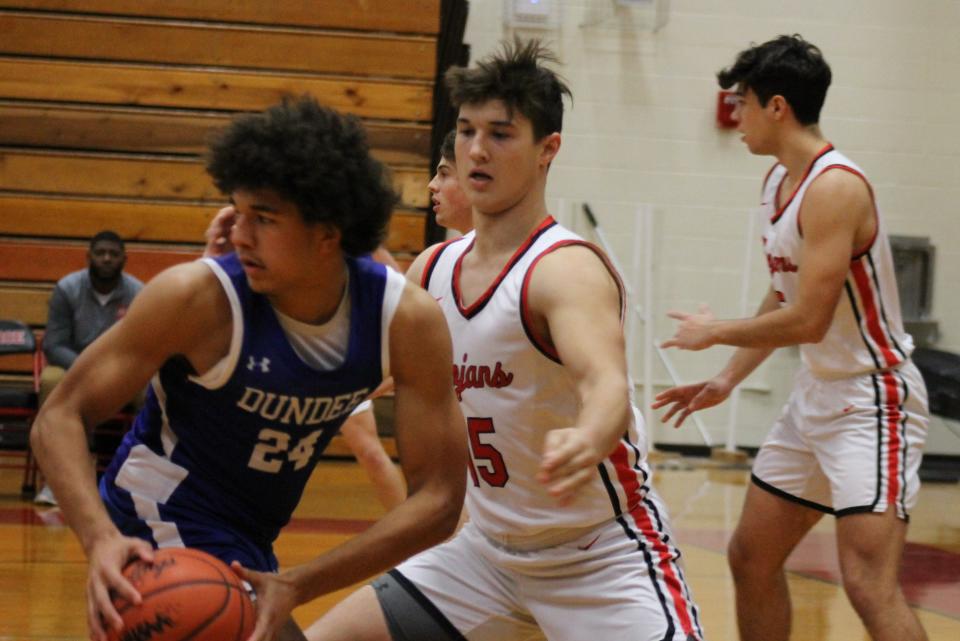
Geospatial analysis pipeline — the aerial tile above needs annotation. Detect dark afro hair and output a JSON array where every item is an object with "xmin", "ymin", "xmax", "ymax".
[{"xmin": 206, "ymin": 96, "xmax": 396, "ymax": 255}]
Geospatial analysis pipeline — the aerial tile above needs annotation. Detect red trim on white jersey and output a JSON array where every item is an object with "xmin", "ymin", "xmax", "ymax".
[
  {"xmin": 452, "ymin": 217, "xmax": 556, "ymax": 319},
  {"xmin": 761, "ymin": 161, "xmax": 780, "ymax": 197},
  {"xmin": 800, "ymin": 164, "xmax": 880, "ymax": 258},
  {"xmin": 421, "ymin": 238, "xmax": 464, "ymax": 289},
  {"xmin": 519, "ymin": 239, "xmax": 627, "ymax": 364},
  {"xmin": 771, "ymin": 143, "xmax": 834, "ymax": 224}
]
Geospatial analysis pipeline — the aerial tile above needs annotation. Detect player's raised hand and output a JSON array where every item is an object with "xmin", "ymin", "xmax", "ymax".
[
  {"xmin": 537, "ymin": 427, "xmax": 604, "ymax": 505},
  {"xmin": 652, "ymin": 377, "xmax": 732, "ymax": 428},
  {"xmin": 85, "ymin": 532, "xmax": 154, "ymax": 641},
  {"xmin": 661, "ymin": 303, "xmax": 716, "ymax": 351},
  {"xmin": 230, "ymin": 561, "xmax": 299, "ymax": 641},
  {"xmin": 203, "ymin": 206, "xmax": 237, "ymax": 258}
]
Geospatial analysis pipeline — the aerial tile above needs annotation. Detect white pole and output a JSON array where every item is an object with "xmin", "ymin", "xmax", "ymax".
[
  {"xmin": 724, "ymin": 208, "xmax": 758, "ymax": 452},
  {"xmin": 640, "ymin": 206, "xmax": 655, "ymax": 444}
]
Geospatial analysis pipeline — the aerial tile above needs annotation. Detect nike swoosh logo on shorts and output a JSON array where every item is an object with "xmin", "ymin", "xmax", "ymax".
[{"xmin": 577, "ymin": 534, "xmax": 601, "ymax": 551}]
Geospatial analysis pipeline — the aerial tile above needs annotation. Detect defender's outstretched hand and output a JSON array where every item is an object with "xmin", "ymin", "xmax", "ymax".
[
  {"xmin": 661, "ymin": 303, "xmax": 716, "ymax": 351},
  {"xmin": 652, "ymin": 377, "xmax": 733, "ymax": 428},
  {"xmin": 230, "ymin": 561, "xmax": 300, "ymax": 641}
]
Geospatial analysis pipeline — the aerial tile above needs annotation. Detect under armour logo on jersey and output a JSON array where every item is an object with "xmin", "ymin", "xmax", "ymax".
[{"xmin": 246, "ymin": 356, "xmax": 271, "ymax": 373}]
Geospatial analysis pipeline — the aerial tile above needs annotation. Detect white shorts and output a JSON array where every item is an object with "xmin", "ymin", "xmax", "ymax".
[
  {"xmin": 350, "ymin": 399, "xmax": 373, "ymax": 416},
  {"xmin": 392, "ymin": 487, "xmax": 703, "ymax": 641},
  {"xmin": 753, "ymin": 361, "xmax": 928, "ymax": 520}
]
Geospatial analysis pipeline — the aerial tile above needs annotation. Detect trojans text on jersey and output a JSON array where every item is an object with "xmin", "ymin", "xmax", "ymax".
[{"xmin": 453, "ymin": 353, "xmax": 514, "ymax": 401}]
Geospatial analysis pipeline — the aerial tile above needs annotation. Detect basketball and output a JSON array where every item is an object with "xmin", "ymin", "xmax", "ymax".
[{"xmin": 107, "ymin": 547, "xmax": 254, "ymax": 641}]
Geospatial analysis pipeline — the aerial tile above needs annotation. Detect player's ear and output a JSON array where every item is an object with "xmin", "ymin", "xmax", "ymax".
[
  {"xmin": 769, "ymin": 95, "xmax": 789, "ymax": 121},
  {"xmin": 539, "ymin": 132, "xmax": 561, "ymax": 169},
  {"xmin": 316, "ymin": 223, "xmax": 341, "ymax": 252}
]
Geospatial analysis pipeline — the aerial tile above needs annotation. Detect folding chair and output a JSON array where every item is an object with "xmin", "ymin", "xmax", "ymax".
[{"xmin": 0, "ymin": 319, "xmax": 40, "ymax": 496}]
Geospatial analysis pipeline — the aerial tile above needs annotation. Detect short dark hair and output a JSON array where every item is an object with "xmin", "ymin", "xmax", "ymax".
[
  {"xmin": 717, "ymin": 34, "xmax": 831, "ymax": 126},
  {"xmin": 439, "ymin": 129, "xmax": 456, "ymax": 164},
  {"xmin": 445, "ymin": 38, "xmax": 572, "ymax": 141},
  {"xmin": 90, "ymin": 230, "xmax": 124, "ymax": 251},
  {"xmin": 206, "ymin": 96, "xmax": 396, "ymax": 255}
]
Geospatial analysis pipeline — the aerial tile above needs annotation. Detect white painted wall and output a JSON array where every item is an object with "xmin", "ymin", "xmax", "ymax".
[{"xmin": 461, "ymin": 0, "xmax": 960, "ymax": 453}]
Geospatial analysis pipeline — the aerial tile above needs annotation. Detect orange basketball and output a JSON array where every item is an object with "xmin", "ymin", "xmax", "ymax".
[{"xmin": 107, "ymin": 547, "xmax": 255, "ymax": 641}]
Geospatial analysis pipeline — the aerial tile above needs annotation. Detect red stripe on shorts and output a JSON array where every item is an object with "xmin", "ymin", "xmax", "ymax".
[
  {"xmin": 611, "ymin": 444, "xmax": 695, "ymax": 636},
  {"xmin": 880, "ymin": 370, "xmax": 902, "ymax": 508}
]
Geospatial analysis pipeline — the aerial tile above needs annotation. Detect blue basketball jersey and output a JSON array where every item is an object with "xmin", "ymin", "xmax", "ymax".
[{"xmin": 100, "ymin": 253, "xmax": 397, "ymax": 570}]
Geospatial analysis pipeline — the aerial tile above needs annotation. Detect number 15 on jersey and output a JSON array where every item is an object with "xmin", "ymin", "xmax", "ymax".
[{"xmin": 466, "ymin": 417, "xmax": 509, "ymax": 487}]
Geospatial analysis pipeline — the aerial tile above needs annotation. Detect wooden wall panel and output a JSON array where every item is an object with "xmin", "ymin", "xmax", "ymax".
[
  {"xmin": 0, "ymin": 12, "xmax": 436, "ymax": 79},
  {"xmin": 0, "ymin": 194, "xmax": 427, "ymax": 253},
  {"xmin": 0, "ymin": 57, "xmax": 433, "ymax": 121},
  {"xmin": 0, "ymin": 286, "xmax": 50, "ymax": 327},
  {"xmin": 0, "ymin": 242, "xmax": 200, "ymax": 284},
  {"xmin": 0, "ymin": 0, "xmax": 442, "ymax": 34},
  {"xmin": 0, "ymin": 195, "xmax": 215, "ymax": 242},
  {"xmin": 0, "ymin": 102, "xmax": 430, "ymax": 164},
  {"xmin": 0, "ymin": 149, "xmax": 429, "ymax": 208}
]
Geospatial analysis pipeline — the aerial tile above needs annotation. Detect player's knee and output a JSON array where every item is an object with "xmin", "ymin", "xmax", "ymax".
[
  {"xmin": 726, "ymin": 534, "xmax": 753, "ymax": 579},
  {"xmin": 353, "ymin": 440, "xmax": 390, "ymax": 468},
  {"xmin": 839, "ymin": 559, "xmax": 895, "ymax": 614},
  {"xmin": 727, "ymin": 533, "xmax": 776, "ymax": 582},
  {"xmin": 842, "ymin": 573, "xmax": 887, "ymax": 617}
]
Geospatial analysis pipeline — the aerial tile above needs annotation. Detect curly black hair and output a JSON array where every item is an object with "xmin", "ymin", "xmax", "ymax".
[
  {"xmin": 717, "ymin": 34, "xmax": 832, "ymax": 126},
  {"xmin": 445, "ymin": 38, "xmax": 572, "ymax": 141},
  {"xmin": 206, "ymin": 96, "xmax": 396, "ymax": 255}
]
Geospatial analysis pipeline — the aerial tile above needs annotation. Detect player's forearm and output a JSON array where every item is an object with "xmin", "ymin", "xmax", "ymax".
[
  {"xmin": 287, "ymin": 479, "xmax": 462, "ymax": 604},
  {"xmin": 716, "ymin": 345, "xmax": 775, "ymax": 389},
  {"xmin": 578, "ymin": 373, "xmax": 632, "ymax": 459},
  {"xmin": 709, "ymin": 306, "xmax": 821, "ymax": 348},
  {"xmin": 31, "ymin": 406, "xmax": 119, "ymax": 553}
]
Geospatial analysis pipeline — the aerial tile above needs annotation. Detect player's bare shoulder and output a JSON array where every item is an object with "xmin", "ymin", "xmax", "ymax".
[
  {"xmin": 803, "ymin": 166, "xmax": 875, "ymax": 233},
  {"xmin": 526, "ymin": 243, "xmax": 621, "ymax": 312},
  {"xmin": 127, "ymin": 260, "xmax": 233, "ymax": 372},
  {"xmin": 405, "ymin": 240, "xmax": 449, "ymax": 287}
]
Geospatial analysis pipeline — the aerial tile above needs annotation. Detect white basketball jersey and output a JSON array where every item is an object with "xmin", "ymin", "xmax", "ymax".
[
  {"xmin": 421, "ymin": 217, "xmax": 649, "ymax": 542},
  {"xmin": 760, "ymin": 145, "xmax": 913, "ymax": 379}
]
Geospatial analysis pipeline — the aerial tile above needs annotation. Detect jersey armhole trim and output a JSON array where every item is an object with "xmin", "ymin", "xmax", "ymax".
[
  {"xmin": 421, "ymin": 239, "xmax": 459, "ymax": 289},
  {"xmin": 520, "ymin": 240, "xmax": 626, "ymax": 364},
  {"xmin": 380, "ymin": 267, "xmax": 406, "ymax": 378},
  {"xmin": 805, "ymin": 164, "xmax": 880, "ymax": 259},
  {"xmin": 771, "ymin": 142, "xmax": 834, "ymax": 225},
  {"xmin": 761, "ymin": 162, "xmax": 780, "ymax": 197},
  {"xmin": 188, "ymin": 258, "xmax": 243, "ymax": 390}
]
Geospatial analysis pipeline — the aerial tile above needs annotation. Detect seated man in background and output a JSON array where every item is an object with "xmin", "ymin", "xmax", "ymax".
[{"xmin": 35, "ymin": 230, "xmax": 143, "ymax": 505}]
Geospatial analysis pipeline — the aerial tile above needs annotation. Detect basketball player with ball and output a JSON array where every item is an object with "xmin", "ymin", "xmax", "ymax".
[{"xmin": 31, "ymin": 97, "xmax": 467, "ymax": 641}]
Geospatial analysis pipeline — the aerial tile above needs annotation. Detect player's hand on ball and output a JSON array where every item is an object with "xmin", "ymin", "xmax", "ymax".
[
  {"xmin": 86, "ymin": 532, "xmax": 154, "ymax": 641},
  {"xmin": 230, "ymin": 561, "xmax": 298, "ymax": 641},
  {"xmin": 538, "ymin": 428, "xmax": 603, "ymax": 505}
]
